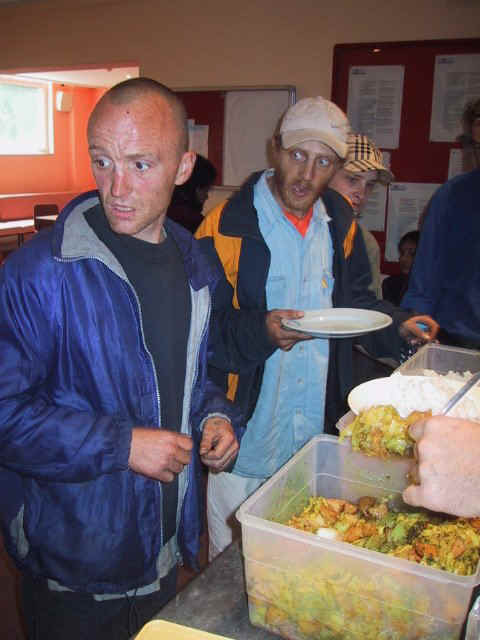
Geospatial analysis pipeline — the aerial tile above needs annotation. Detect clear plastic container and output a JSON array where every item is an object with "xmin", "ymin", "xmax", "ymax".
[
  {"xmin": 236, "ymin": 435, "xmax": 480, "ymax": 640},
  {"xmin": 396, "ymin": 343, "xmax": 480, "ymax": 378}
]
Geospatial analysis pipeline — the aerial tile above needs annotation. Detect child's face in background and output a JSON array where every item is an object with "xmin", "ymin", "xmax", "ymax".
[
  {"xmin": 472, "ymin": 116, "xmax": 480, "ymax": 144},
  {"xmin": 398, "ymin": 239, "xmax": 417, "ymax": 274}
]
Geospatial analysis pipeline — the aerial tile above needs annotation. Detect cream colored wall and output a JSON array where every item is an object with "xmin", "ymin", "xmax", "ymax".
[
  {"xmin": 204, "ymin": 186, "xmax": 237, "ymax": 214},
  {"xmin": 1, "ymin": 0, "xmax": 479, "ymax": 99}
]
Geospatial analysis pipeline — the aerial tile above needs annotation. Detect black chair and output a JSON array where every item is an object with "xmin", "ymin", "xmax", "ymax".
[{"xmin": 34, "ymin": 204, "xmax": 59, "ymax": 231}]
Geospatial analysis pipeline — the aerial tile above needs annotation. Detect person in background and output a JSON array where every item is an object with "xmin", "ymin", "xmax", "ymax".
[
  {"xmin": 403, "ymin": 415, "xmax": 480, "ymax": 518},
  {"xmin": 401, "ymin": 165, "xmax": 480, "ymax": 350},
  {"xmin": 418, "ymin": 98, "xmax": 480, "ymax": 233},
  {"xmin": 458, "ymin": 97, "xmax": 480, "ymax": 173},
  {"xmin": 329, "ymin": 134, "xmax": 397, "ymax": 382},
  {"xmin": 0, "ymin": 78, "xmax": 243, "ymax": 640},
  {"xmin": 329, "ymin": 133, "xmax": 394, "ymax": 299},
  {"xmin": 402, "ymin": 96, "xmax": 480, "ymax": 350},
  {"xmin": 196, "ymin": 96, "xmax": 438, "ymax": 561},
  {"xmin": 167, "ymin": 154, "xmax": 217, "ymax": 233},
  {"xmin": 382, "ymin": 230, "xmax": 419, "ymax": 306}
]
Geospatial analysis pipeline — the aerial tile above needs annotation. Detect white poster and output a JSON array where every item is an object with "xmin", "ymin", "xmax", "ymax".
[
  {"xmin": 347, "ymin": 65, "xmax": 404, "ymax": 149},
  {"xmin": 359, "ymin": 183, "xmax": 388, "ymax": 232},
  {"xmin": 381, "ymin": 151, "xmax": 392, "ymax": 170},
  {"xmin": 357, "ymin": 150, "xmax": 391, "ymax": 231},
  {"xmin": 223, "ymin": 90, "xmax": 291, "ymax": 186},
  {"xmin": 385, "ymin": 182, "xmax": 440, "ymax": 261},
  {"xmin": 430, "ymin": 54, "xmax": 480, "ymax": 142},
  {"xmin": 187, "ymin": 120, "xmax": 209, "ymax": 159},
  {"xmin": 447, "ymin": 148, "xmax": 464, "ymax": 180}
]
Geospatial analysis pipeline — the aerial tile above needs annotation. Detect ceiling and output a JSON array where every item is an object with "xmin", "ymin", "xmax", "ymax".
[{"xmin": 16, "ymin": 66, "xmax": 140, "ymax": 88}]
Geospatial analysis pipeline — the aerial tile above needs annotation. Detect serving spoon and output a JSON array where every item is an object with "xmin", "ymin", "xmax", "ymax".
[{"xmin": 440, "ymin": 371, "xmax": 480, "ymax": 416}]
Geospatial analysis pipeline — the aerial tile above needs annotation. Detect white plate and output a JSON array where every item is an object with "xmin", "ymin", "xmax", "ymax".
[
  {"xmin": 281, "ymin": 308, "xmax": 392, "ymax": 339},
  {"xmin": 347, "ymin": 374, "xmax": 480, "ymax": 418}
]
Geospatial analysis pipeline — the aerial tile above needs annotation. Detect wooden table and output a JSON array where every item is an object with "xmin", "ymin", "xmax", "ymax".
[{"xmin": 0, "ymin": 219, "xmax": 35, "ymax": 246}]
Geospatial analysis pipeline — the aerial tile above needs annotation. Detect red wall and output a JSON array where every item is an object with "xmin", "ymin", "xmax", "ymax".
[
  {"xmin": 1, "ymin": 83, "xmax": 103, "ymax": 196},
  {"xmin": 70, "ymin": 86, "xmax": 105, "ymax": 191},
  {"xmin": 0, "ymin": 191, "xmax": 87, "ymax": 221}
]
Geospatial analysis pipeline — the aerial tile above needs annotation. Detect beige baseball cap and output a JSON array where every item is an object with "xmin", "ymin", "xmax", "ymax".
[{"xmin": 279, "ymin": 96, "xmax": 350, "ymax": 159}]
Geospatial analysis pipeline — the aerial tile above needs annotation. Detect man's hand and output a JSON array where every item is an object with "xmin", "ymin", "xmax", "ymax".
[
  {"xmin": 403, "ymin": 416, "xmax": 480, "ymax": 517},
  {"xmin": 129, "ymin": 428, "xmax": 193, "ymax": 482},
  {"xmin": 266, "ymin": 309, "xmax": 313, "ymax": 351},
  {"xmin": 200, "ymin": 417, "xmax": 239, "ymax": 472},
  {"xmin": 399, "ymin": 314, "xmax": 439, "ymax": 345}
]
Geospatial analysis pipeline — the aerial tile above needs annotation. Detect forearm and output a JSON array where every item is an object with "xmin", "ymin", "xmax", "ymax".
[
  {"xmin": 0, "ymin": 268, "xmax": 134, "ymax": 483},
  {"xmin": 0, "ymin": 394, "xmax": 132, "ymax": 482},
  {"xmin": 347, "ymin": 233, "xmax": 412, "ymax": 359},
  {"xmin": 191, "ymin": 377, "xmax": 245, "ymax": 444},
  {"xmin": 401, "ymin": 191, "xmax": 444, "ymax": 314},
  {"xmin": 208, "ymin": 307, "xmax": 276, "ymax": 372}
]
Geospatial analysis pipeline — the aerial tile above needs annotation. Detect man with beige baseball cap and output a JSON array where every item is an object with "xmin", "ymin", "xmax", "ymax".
[
  {"xmin": 279, "ymin": 95, "xmax": 350, "ymax": 157},
  {"xmin": 196, "ymin": 96, "xmax": 438, "ymax": 560}
]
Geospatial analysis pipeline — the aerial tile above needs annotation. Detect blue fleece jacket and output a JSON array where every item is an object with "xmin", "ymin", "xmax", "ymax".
[{"xmin": 402, "ymin": 169, "xmax": 480, "ymax": 346}]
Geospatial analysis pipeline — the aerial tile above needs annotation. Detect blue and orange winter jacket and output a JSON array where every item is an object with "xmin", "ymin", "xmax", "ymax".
[{"xmin": 196, "ymin": 173, "xmax": 410, "ymax": 433}]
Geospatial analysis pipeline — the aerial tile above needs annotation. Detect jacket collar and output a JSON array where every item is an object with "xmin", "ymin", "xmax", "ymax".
[
  {"xmin": 53, "ymin": 190, "xmax": 219, "ymax": 292},
  {"xmin": 219, "ymin": 172, "xmax": 352, "ymax": 241},
  {"xmin": 219, "ymin": 172, "xmax": 264, "ymax": 239}
]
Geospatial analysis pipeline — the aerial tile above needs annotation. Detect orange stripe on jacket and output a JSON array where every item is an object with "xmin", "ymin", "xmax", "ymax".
[
  {"xmin": 196, "ymin": 202, "xmax": 241, "ymax": 309},
  {"xmin": 196, "ymin": 202, "xmax": 240, "ymax": 401},
  {"xmin": 343, "ymin": 219, "xmax": 357, "ymax": 259}
]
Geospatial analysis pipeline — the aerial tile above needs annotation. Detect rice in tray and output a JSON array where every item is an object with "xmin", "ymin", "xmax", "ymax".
[
  {"xmin": 340, "ymin": 371, "xmax": 480, "ymax": 458},
  {"xmin": 385, "ymin": 373, "xmax": 480, "ymax": 421}
]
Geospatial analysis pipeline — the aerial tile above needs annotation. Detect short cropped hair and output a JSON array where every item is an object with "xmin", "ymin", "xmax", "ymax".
[{"xmin": 90, "ymin": 77, "xmax": 188, "ymax": 153}]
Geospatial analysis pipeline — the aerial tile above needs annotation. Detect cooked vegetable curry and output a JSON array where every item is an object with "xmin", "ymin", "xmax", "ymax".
[
  {"xmin": 287, "ymin": 496, "xmax": 480, "ymax": 576},
  {"xmin": 339, "ymin": 405, "xmax": 431, "ymax": 457}
]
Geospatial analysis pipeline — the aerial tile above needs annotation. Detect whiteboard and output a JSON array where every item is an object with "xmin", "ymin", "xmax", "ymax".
[{"xmin": 223, "ymin": 88, "xmax": 294, "ymax": 187}]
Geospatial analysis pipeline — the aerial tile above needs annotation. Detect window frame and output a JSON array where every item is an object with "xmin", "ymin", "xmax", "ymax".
[{"xmin": 0, "ymin": 74, "xmax": 54, "ymax": 156}]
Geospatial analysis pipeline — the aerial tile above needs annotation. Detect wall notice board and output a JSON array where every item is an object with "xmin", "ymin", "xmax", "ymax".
[
  {"xmin": 331, "ymin": 38, "xmax": 480, "ymax": 274},
  {"xmin": 176, "ymin": 87, "xmax": 295, "ymax": 188}
]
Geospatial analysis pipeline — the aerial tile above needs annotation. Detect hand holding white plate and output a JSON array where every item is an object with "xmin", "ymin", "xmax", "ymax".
[{"xmin": 281, "ymin": 308, "xmax": 392, "ymax": 339}]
